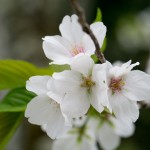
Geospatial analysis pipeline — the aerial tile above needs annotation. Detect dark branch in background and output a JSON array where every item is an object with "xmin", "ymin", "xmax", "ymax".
[{"xmin": 70, "ymin": 0, "xmax": 106, "ymax": 64}]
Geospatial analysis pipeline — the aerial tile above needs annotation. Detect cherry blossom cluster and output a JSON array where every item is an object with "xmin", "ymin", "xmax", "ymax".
[{"xmin": 25, "ymin": 15, "xmax": 150, "ymax": 150}]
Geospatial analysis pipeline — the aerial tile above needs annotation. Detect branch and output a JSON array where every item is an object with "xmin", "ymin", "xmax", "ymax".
[{"xmin": 70, "ymin": 0, "xmax": 106, "ymax": 64}]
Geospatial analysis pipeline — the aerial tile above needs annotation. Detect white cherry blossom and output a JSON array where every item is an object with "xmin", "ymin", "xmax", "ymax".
[
  {"xmin": 48, "ymin": 55, "xmax": 110, "ymax": 120},
  {"xmin": 106, "ymin": 60, "xmax": 150, "ymax": 123},
  {"xmin": 25, "ymin": 76, "xmax": 71, "ymax": 139},
  {"xmin": 52, "ymin": 133, "xmax": 97, "ymax": 150},
  {"xmin": 42, "ymin": 15, "xmax": 106, "ymax": 65},
  {"xmin": 52, "ymin": 123, "xmax": 97, "ymax": 150},
  {"xmin": 87, "ymin": 116, "xmax": 135, "ymax": 150}
]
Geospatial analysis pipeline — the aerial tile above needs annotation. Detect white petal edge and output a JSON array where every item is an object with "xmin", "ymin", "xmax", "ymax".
[
  {"xmin": 110, "ymin": 117, "xmax": 135, "ymax": 138},
  {"xmin": 109, "ymin": 92, "xmax": 139, "ymax": 123},
  {"xmin": 90, "ymin": 22, "xmax": 106, "ymax": 48},
  {"xmin": 60, "ymin": 88, "xmax": 90, "ymax": 118},
  {"xmin": 26, "ymin": 76, "xmax": 51, "ymax": 95},
  {"xmin": 98, "ymin": 123, "xmax": 120, "ymax": 150},
  {"xmin": 42, "ymin": 35, "xmax": 71, "ymax": 65},
  {"xmin": 70, "ymin": 55, "xmax": 94, "ymax": 77},
  {"xmin": 123, "ymin": 70, "xmax": 150, "ymax": 101},
  {"xmin": 59, "ymin": 15, "xmax": 84, "ymax": 44},
  {"xmin": 25, "ymin": 94, "xmax": 71, "ymax": 139}
]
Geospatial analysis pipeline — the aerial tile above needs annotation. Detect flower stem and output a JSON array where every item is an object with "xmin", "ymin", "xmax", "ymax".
[{"xmin": 70, "ymin": 0, "xmax": 106, "ymax": 64}]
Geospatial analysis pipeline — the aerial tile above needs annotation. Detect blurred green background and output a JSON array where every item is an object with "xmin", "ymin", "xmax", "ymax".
[{"xmin": 0, "ymin": 0, "xmax": 150, "ymax": 150}]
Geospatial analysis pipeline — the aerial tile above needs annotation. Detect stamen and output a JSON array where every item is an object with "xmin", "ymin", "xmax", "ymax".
[
  {"xmin": 81, "ymin": 76, "xmax": 95, "ymax": 91},
  {"xmin": 109, "ymin": 78, "xmax": 125, "ymax": 94}
]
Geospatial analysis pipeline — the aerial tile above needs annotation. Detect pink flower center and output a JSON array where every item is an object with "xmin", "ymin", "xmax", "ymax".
[
  {"xmin": 71, "ymin": 46, "xmax": 85, "ymax": 56},
  {"xmin": 109, "ymin": 78, "xmax": 125, "ymax": 94}
]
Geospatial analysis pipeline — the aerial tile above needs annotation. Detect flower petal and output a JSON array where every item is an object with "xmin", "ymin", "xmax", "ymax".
[
  {"xmin": 61, "ymin": 88, "xmax": 90, "ymax": 118},
  {"xmin": 109, "ymin": 61, "xmax": 139, "ymax": 78},
  {"xmin": 110, "ymin": 117, "xmax": 135, "ymax": 138},
  {"xmin": 42, "ymin": 35, "xmax": 71, "ymax": 64},
  {"xmin": 47, "ymin": 77, "xmax": 64, "ymax": 104},
  {"xmin": 90, "ymin": 89, "xmax": 104, "ymax": 113},
  {"xmin": 59, "ymin": 15, "xmax": 84, "ymax": 44},
  {"xmin": 44, "ymin": 111, "xmax": 71, "ymax": 139},
  {"xmin": 47, "ymin": 70, "xmax": 83, "ymax": 106},
  {"xmin": 52, "ymin": 134, "xmax": 77, "ymax": 150},
  {"xmin": 25, "ymin": 94, "xmax": 53, "ymax": 125},
  {"xmin": 52, "ymin": 133, "xmax": 97, "ymax": 150},
  {"xmin": 26, "ymin": 76, "xmax": 51, "ymax": 95},
  {"xmin": 98, "ymin": 123, "xmax": 120, "ymax": 150},
  {"xmin": 121, "ymin": 60, "xmax": 131, "ymax": 68},
  {"xmin": 109, "ymin": 92, "xmax": 139, "ymax": 123},
  {"xmin": 91, "ymin": 66, "xmax": 111, "ymax": 112},
  {"xmin": 81, "ymin": 34, "xmax": 95, "ymax": 55},
  {"xmin": 48, "ymin": 70, "xmax": 82, "ymax": 95},
  {"xmin": 90, "ymin": 22, "xmax": 106, "ymax": 47},
  {"xmin": 124, "ymin": 70, "xmax": 150, "ymax": 101},
  {"xmin": 80, "ymin": 136, "xmax": 97, "ymax": 150},
  {"xmin": 70, "ymin": 55, "xmax": 94, "ymax": 76},
  {"xmin": 90, "ymin": 73, "xmax": 108, "ymax": 113},
  {"xmin": 25, "ymin": 94, "xmax": 71, "ymax": 139}
]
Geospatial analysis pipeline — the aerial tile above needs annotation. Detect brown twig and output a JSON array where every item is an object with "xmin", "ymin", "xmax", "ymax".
[{"xmin": 70, "ymin": 0, "xmax": 106, "ymax": 64}]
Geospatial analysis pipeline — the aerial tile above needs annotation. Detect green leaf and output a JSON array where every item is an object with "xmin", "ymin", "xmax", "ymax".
[
  {"xmin": 0, "ymin": 60, "xmax": 37, "ymax": 90},
  {"xmin": 49, "ymin": 64, "xmax": 70, "ymax": 74},
  {"xmin": 101, "ymin": 38, "xmax": 107, "ymax": 52},
  {"xmin": 0, "ymin": 88, "xmax": 35, "ymax": 112},
  {"xmin": 0, "ymin": 60, "xmax": 69, "ymax": 90},
  {"xmin": 91, "ymin": 54, "xmax": 99, "ymax": 63},
  {"xmin": 0, "ymin": 112, "xmax": 23, "ymax": 150},
  {"xmin": 94, "ymin": 8, "xmax": 102, "ymax": 22},
  {"xmin": 37, "ymin": 67, "xmax": 54, "ymax": 76}
]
